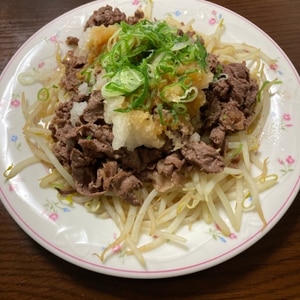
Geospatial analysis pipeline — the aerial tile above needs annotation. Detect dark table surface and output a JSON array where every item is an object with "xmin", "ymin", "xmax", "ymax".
[{"xmin": 0, "ymin": 0, "xmax": 299, "ymax": 299}]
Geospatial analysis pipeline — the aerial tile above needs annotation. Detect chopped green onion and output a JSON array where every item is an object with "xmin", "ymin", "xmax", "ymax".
[
  {"xmin": 97, "ymin": 19, "xmax": 208, "ymax": 123},
  {"xmin": 173, "ymin": 102, "xmax": 187, "ymax": 115},
  {"xmin": 101, "ymin": 66, "xmax": 145, "ymax": 98},
  {"xmin": 230, "ymin": 143, "xmax": 243, "ymax": 160},
  {"xmin": 213, "ymin": 64, "xmax": 223, "ymax": 81},
  {"xmin": 160, "ymin": 83, "xmax": 198, "ymax": 103},
  {"xmin": 37, "ymin": 87, "xmax": 50, "ymax": 101},
  {"xmin": 257, "ymin": 79, "xmax": 282, "ymax": 102}
]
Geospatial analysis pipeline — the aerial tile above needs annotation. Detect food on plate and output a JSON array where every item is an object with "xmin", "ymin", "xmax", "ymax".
[{"xmin": 5, "ymin": 3, "xmax": 278, "ymax": 265}]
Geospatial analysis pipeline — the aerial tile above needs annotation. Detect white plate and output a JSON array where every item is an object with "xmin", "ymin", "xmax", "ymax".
[{"xmin": 0, "ymin": 0, "xmax": 299, "ymax": 279}]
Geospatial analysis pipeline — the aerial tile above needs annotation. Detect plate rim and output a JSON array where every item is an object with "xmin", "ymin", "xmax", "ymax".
[{"xmin": 0, "ymin": 0, "xmax": 299, "ymax": 278}]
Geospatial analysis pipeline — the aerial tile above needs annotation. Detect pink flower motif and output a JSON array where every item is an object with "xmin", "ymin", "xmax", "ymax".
[
  {"xmin": 270, "ymin": 64, "xmax": 278, "ymax": 71},
  {"xmin": 209, "ymin": 18, "xmax": 217, "ymax": 25},
  {"xmin": 280, "ymin": 113, "xmax": 293, "ymax": 130},
  {"xmin": 112, "ymin": 233, "xmax": 122, "ymax": 252},
  {"xmin": 11, "ymin": 99, "xmax": 20, "ymax": 107},
  {"xmin": 49, "ymin": 212, "xmax": 59, "ymax": 221},
  {"xmin": 113, "ymin": 244, "xmax": 122, "ymax": 252},
  {"xmin": 286, "ymin": 155, "xmax": 295, "ymax": 165},
  {"xmin": 9, "ymin": 184, "xmax": 18, "ymax": 192},
  {"xmin": 283, "ymin": 113, "xmax": 291, "ymax": 121},
  {"xmin": 38, "ymin": 62, "xmax": 45, "ymax": 69},
  {"xmin": 278, "ymin": 155, "xmax": 295, "ymax": 175},
  {"xmin": 229, "ymin": 233, "xmax": 237, "ymax": 239},
  {"xmin": 50, "ymin": 35, "xmax": 58, "ymax": 42},
  {"xmin": 132, "ymin": 0, "xmax": 139, "ymax": 5},
  {"xmin": 278, "ymin": 158, "xmax": 284, "ymax": 165},
  {"xmin": 212, "ymin": 10, "xmax": 217, "ymax": 16}
]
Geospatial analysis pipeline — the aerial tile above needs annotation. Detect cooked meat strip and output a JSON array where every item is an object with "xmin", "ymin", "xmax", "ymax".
[
  {"xmin": 84, "ymin": 5, "xmax": 144, "ymax": 30},
  {"xmin": 209, "ymin": 126, "xmax": 226, "ymax": 148},
  {"xmin": 202, "ymin": 60, "xmax": 259, "ymax": 149},
  {"xmin": 181, "ymin": 141, "xmax": 224, "ymax": 173},
  {"xmin": 60, "ymin": 51, "xmax": 86, "ymax": 92},
  {"xmin": 81, "ymin": 90, "xmax": 105, "ymax": 124},
  {"xmin": 66, "ymin": 36, "xmax": 79, "ymax": 46},
  {"xmin": 84, "ymin": 5, "xmax": 127, "ymax": 29}
]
